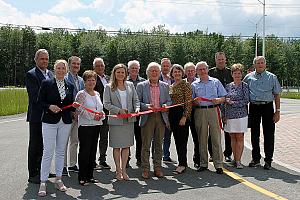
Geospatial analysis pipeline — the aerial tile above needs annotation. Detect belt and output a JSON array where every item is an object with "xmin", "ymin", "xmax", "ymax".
[
  {"xmin": 195, "ymin": 105, "xmax": 218, "ymax": 109},
  {"xmin": 251, "ymin": 101, "xmax": 272, "ymax": 105}
]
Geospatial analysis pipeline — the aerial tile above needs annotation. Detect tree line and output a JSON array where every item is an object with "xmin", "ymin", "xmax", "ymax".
[{"xmin": 0, "ymin": 25, "xmax": 299, "ymax": 87}]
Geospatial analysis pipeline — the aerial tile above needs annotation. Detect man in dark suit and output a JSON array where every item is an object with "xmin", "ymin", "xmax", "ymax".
[
  {"xmin": 25, "ymin": 49, "xmax": 53, "ymax": 184},
  {"xmin": 159, "ymin": 58, "xmax": 176, "ymax": 164},
  {"xmin": 93, "ymin": 58, "xmax": 111, "ymax": 169}
]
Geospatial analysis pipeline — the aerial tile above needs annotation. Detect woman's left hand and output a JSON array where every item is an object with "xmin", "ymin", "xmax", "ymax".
[
  {"xmin": 72, "ymin": 102, "xmax": 81, "ymax": 108},
  {"xmin": 179, "ymin": 116, "xmax": 186, "ymax": 126},
  {"xmin": 135, "ymin": 108, "xmax": 140, "ymax": 114}
]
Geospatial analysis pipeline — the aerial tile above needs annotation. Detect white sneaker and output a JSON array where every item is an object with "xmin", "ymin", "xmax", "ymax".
[
  {"xmin": 236, "ymin": 161, "xmax": 244, "ymax": 169},
  {"xmin": 227, "ymin": 160, "xmax": 236, "ymax": 167}
]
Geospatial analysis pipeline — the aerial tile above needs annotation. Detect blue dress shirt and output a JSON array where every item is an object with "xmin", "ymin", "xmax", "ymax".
[
  {"xmin": 243, "ymin": 70, "xmax": 282, "ymax": 102},
  {"xmin": 192, "ymin": 76, "xmax": 227, "ymax": 106}
]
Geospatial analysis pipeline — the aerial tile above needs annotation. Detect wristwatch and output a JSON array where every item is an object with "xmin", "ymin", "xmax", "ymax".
[{"xmin": 276, "ymin": 108, "xmax": 280, "ymax": 112}]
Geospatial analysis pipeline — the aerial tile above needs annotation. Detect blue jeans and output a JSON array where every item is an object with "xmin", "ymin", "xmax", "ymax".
[{"xmin": 163, "ymin": 127, "xmax": 172, "ymax": 159}]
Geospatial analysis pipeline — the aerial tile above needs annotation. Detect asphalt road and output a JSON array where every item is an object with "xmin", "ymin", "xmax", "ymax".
[{"xmin": 0, "ymin": 100, "xmax": 299, "ymax": 200}]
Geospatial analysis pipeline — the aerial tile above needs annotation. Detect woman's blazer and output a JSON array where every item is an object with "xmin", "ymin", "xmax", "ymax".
[
  {"xmin": 103, "ymin": 81, "xmax": 140, "ymax": 125},
  {"xmin": 38, "ymin": 78, "xmax": 75, "ymax": 124}
]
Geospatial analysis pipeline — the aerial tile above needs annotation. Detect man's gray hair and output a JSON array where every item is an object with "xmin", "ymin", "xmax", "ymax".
[
  {"xmin": 34, "ymin": 49, "xmax": 48, "ymax": 62},
  {"xmin": 253, "ymin": 56, "xmax": 266, "ymax": 65},
  {"xmin": 146, "ymin": 62, "xmax": 161, "ymax": 78},
  {"xmin": 128, "ymin": 60, "xmax": 140, "ymax": 69},
  {"xmin": 93, "ymin": 57, "xmax": 104, "ymax": 67},
  {"xmin": 184, "ymin": 62, "xmax": 195, "ymax": 70},
  {"xmin": 196, "ymin": 61, "xmax": 209, "ymax": 70}
]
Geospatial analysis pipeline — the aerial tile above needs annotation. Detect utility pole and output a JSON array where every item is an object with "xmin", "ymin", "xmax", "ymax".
[{"xmin": 258, "ymin": 0, "xmax": 266, "ymax": 57}]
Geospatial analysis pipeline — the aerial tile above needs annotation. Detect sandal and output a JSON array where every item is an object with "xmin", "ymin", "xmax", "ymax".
[
  {"xmin": 172, "ymin": 166, "xmax": 186, "ymax": 175},
  {"xmin": 122, "ymin": 171, "xmax": 130, "ymax": 181},
  {"xmin": 55, "ymin": 179, "xmax": 67, "ymax": 192},
  {"xmin": 79, "ymin": 180, "xmax": 89, "ymax": 186},
  {"xmin": 116, "ymin": 171, "xmax": 123, "ymax": 181},
  {"xmin": 38, "ymin": 182, "xmax": 46, "ymax": 197}
]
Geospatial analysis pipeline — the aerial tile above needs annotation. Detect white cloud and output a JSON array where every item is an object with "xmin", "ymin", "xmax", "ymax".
[
  {"xmin": 119, "ymin": 0, "xmax": 223, "ymax": 33},
  {"xmin": 78, "ymin": 16, "xmax": 94, "ymax": 27},
  {"xmin": 49, "ymin": 0, "xmax": 87, "ymax": 14},
  {"xmin": 0, "ymin": 0, "xmax": 76, "ymax": 29}
]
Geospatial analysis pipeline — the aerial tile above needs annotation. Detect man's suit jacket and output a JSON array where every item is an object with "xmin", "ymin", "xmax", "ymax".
[
  {"xmin": 136, "ymin": 80, "xmax": 172, "ymax": 127},
  {"xmin": 38, "ymin": 78, "xmax": 74, "ymax": 124},
  {"xmin": 65, "ymin": 72, "xmax": 84, "ymax": 100},
  {"xmin": 94, "ymin": 74, "xmax": 110, "ymax": 113},
  {"xmin": 25, "ymin": 67, "xmax": 54, "ymax": 123},
  {"xmin": 103, "ymin": 81, "xmax": 140, "ymax": 125},
  {"xmin": 159, "ymin": 74, "xmax": 175, "ymax": 84}
]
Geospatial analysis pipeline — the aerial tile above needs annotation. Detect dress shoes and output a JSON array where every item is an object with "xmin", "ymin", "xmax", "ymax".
[{"xmin": 154, "ymin": 167, "xmax": 164, "ymax": 178}]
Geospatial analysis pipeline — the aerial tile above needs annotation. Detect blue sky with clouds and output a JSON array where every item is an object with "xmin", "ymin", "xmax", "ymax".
[{"xmin": 1, "ymin": 0, "xmax": 300, "ymax": 37}]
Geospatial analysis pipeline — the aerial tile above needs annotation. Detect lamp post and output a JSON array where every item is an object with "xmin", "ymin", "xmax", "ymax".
[
  {"xmin": 248, "ymin": 16, "xmax": 263, "ymax": 57},
  {"xmin": 258, "ymin": 0, "xmax": 266, "ymax": 57}
]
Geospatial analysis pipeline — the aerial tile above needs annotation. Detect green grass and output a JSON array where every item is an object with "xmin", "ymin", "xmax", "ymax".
[
  {"xmin": 0, "ymin": 88, "xmax": 28, "ymax": 116},
  {"xmin": 281, "ymin": 92, "xmax": 300, "ymax": 99}
]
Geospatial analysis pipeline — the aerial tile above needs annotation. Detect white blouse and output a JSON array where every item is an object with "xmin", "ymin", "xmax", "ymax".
[{"xmin": 118, "ymin": 89, "xmax": 127, "ymax": 109}]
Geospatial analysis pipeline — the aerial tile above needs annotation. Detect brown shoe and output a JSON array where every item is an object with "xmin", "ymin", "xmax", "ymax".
[
  {"xmin": 154, "ymin": 167, "xmax": 164, "ymax": 178},
  {"xmin": 142, "ymin": 170, "xmax": 150, "ymax": 179}
]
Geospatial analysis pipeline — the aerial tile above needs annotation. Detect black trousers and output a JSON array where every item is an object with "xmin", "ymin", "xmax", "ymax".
[
  {"xmin": 28, "ymin": 122, "xmax": 43, "ymax": 178},
  {"xmin": 169, "ymin": 107, "xmax": 189, "ymax": 167},
  {"xmin": 249, "ymin": 102, "xmax": 275, "ymax": 163},
  {"xmin": 78, "ymin": 125, "xmax": 100, "ymax": 181},
  {"xmin": 190, "ymin": 108, "xmax": 200, "ymax": 165},
  {"xmin": 98, "ymin": 118, "xmax": 109, "ymax": 163},
  {"xmin": 134, "ymin": 117, "xmax": 142, "ymax": 162}
]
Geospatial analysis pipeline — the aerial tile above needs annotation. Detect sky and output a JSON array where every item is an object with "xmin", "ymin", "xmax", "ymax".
[{"xmin": 0, "ymin": 0, "xmax": 300, "ymax": 37}]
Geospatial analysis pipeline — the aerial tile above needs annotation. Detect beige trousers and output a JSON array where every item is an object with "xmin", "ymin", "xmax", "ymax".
[{"xmin": 194, "ymin": 107, "xmax": 223, "ymax": 169}]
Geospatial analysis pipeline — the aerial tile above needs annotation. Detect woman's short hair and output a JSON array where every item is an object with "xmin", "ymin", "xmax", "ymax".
[
  {"xmin": 231, "ymin": 63, "xmax": 244, "ymax": 74},
  {"xmin": 110, "ymin": 64, "xmax": 128, "ymax": 91},
  {"xmin": 170, "ymin": 64, "xmax": 184, "ymax": 79},
  {"xmin": 54, "ymin": 59, "xmax": 68, "ymax": 71},
  {"xmin": 82, "ymin": 70, "xmax": 97, "ymax": 81}
]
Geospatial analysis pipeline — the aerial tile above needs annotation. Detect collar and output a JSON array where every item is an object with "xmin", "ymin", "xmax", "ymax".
[
  {"xmin": 254, "ymin": 70, "xmax": 266, "ymax": 77},
  {"xmin": 198, "ymin": 76, "xmax": 213, "ymax": 82}
]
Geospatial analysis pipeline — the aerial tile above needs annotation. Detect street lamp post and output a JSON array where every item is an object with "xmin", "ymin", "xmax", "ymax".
[{"xmin": 258, "ymin": 0, "xmax": 266, "ymax": 57}]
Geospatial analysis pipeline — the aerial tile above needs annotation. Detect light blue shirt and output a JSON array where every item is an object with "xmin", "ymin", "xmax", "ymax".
[
  {"xmin": 192, "ymin": 76, "xmax": 227, "ymax": 106},
  {"xmin": 243, "ymin": 70, "xmax": 282, "ymax": 102}
]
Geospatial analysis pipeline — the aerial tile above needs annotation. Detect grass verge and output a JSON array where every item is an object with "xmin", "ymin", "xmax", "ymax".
[{"xmin": 0, "ymin": 88, "xmax": 28, "ymax": 116}]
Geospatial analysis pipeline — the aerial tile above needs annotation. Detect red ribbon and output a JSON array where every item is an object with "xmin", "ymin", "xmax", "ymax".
[{"xmin": 61, "ymin": 97, "xmax": 223, "ymax": 130}]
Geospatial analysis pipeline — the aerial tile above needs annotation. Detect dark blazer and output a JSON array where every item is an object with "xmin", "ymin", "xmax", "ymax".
[
  {"xmin": 65, "ymin": 72, "xmax": 84, "ymax": 100},
  {"xmin": 94, "ymin": 74, "xmax": 110, "ymax": 113},
  {"xmin": 25, "ymin": 67, "xmax": 54, "ymax": 123},
  {"xmin": 38, "ymin": 78, "xmax": 75, "ymax": 124},
  {"xmin": 159, "ymin": 74, "xmax": 175, "ymax": 84}
]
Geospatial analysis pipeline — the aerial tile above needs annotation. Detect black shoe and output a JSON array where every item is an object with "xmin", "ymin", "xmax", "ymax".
[
  {"xmin": 225, "ymin": 156, "xmax": 232, "ymax": 162},
  {"xmin": 68, "ymin": 165, "xmax": 79, "ymax": 172},
  {"xmin": 163, "ymin": 157, "xmax": 177, "ymax": 164},
  {"xmin": 197, "ymin": 166, "xmax": 208, "ymax": 172},
  {"xmin": 264, "ymin": 162, "xmax": 271, "ymax": 170},
  {"xmin": 48, "ymin": 173, "xmax": 56, "ymax": 178},
  {"xmin": 99, "ymin": 162, "xmax": 111, "ymax": 169},
  {"xmin": 62, "ymin": 167, "xmax": 69, "ymax": 176},
  {"xmin": 249, "ymin": 160, "xmax": 261, "ymax": 167},
  {"xmin": 28, "ymin": 175, "xmax": 40, "ymax": 184},
  {"xmin": 216, "ymin": 168, "xmax": 223, "ymax": 174}
]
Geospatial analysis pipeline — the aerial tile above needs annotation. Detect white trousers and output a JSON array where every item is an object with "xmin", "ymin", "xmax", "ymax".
[{"xmin": 40, "ymin": 119, "xmax": 71, "ymax": 182}]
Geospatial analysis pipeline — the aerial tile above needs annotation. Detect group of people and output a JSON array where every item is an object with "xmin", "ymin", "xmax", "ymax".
[{"xmin": 25, "ymin": 49, "xmax": 282, "ymax": 197}]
